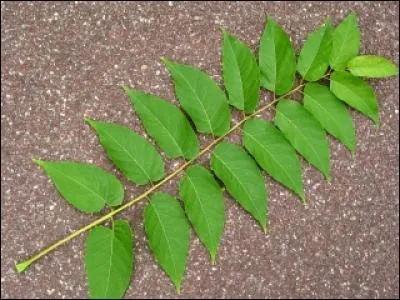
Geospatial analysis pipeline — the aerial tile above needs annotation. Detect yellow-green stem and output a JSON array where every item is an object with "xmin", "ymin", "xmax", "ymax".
[{"xmin": 16, "ymin": 83, "xmax": 305, "ymax": 273}]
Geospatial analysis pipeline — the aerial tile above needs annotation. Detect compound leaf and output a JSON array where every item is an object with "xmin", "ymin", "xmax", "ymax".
[
  {"xmin": 85, "ymin": 220, "xmax": 133, "ymax": 299},
  {"xmin": 275, "ymin": 100, "xmax": 331, "ymax": 180},
  {"xmin": 304, "ymin": 82, "xmax": 356, "ymax": 153},
  {"xmin": 144, "ymin": 192, "xmax": 189, "ymax": 293},
  {"xmin": 243, "ymin": 119, "xmax": 304, "ymax": 203},
  {"xmin": 211, "ymin": 142, "xmax": 267, "ymax": 232},
  {"xmin": 330, "ymin": 12, "xmax": 361, "ymax": 71},
  {"xmin": 222, "ymin": 29, "xmax": 260, "ymax": 112},
  {"xmin": 162, "ymin": 58, "xmax": 231, "ymax": 136},
  {"xmin": 33, "ymin": 160, "xmax": 124, "ymax": 213},
  {"xmin": 259, "ymin": 16, "xmax": 296, "ymax": 95},
  {"xmin": 86, "ymin": 119, "xmax": 165, "ymax": 185},
  {"xmin": 347, "ymin": 55, "xmax": 399, "ymax": 78},
  {"xmin": 125, "ymin": 87, "xmax": 200, "ymax": 160},
  {"xmin": 297, "ymin": 19, "xmax": 333, "ymax": 81},
  {"xmin": 330, "ymin": 71, "xmax": 379, "ymax": 124},
  {"xmin": 179, "ymin": 164, "xmax": 225, "ymax": 264}
]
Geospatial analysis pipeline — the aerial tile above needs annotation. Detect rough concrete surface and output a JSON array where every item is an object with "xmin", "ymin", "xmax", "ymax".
[{"xmin": 1, "ymin": 1, "xmax": 399, "ymax": 299}]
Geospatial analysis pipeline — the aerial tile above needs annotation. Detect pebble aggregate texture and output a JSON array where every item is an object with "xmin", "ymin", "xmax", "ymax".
[{"xmin": 1, "ymin": 1, "xmax": 399, "ymax": 299}]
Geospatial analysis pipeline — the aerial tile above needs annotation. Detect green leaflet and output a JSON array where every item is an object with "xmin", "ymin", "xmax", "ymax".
[
  {"xmin": 211, "ymin": 142, "xmax": 267, "ymax": 232},
  {"xmin": 222, "ymin": 29, "xmax": 260, "ymax": 112},
  {"xmin": 179, "ymin": 165, "xmax": 225, "ymax": 264},
  {"xmin": 304, "ymin": 83, "xmax": 356, "ymax": 153},
  {"xmin": 330, "ymin": 12, "xmax": 361, "ymax": 71},
  {"xmin": 86, "ymin": 119, "xmax": 165, "ymax": 185},
  {"xmin": 33, "ymin": 160, "xmax": 123, "ymax": 213},
  {"xmin": 275, "ymin": 100, "xmax": 330, "ymax": 180},
  {"xmin": 85, "ymin": 220, "xmax": 133, "ymax": 299},
  {"xmin": 259, "ymin": 16, "xmax": 296, "ymax": 95},
  {"xmin": 242, "ymin": 119, "xmax": 305, "ymax": 203},
  {"xmin": 297, "ymin": 19, "xmax": 333, "ymax": 81},
  {"xmin": 330, "ymin": 71, "xmax": 379, "ymax": 124},
  {"xmin": 162, "ymin": 58, "xmax": 231, "ymax": 136},
  {"xmin": 124, "ymin": 87, "xmax": 200, "ymax": 160},
  {"xmin": 347, "ymin": 55, "xmax": 399, "ymax": 78},
  {"xmin": 144, "ymin": 192, "xmax": 189, "ymax": 293}
]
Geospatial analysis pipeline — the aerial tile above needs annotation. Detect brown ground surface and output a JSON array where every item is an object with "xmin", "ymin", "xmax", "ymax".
[{"xmin": 1, "ymin": 1, "xmax": 399, "ymax": 299}]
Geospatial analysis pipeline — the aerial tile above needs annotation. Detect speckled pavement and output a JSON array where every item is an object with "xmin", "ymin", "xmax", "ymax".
[{"xmin": 1, "ymin": 1, "xmax": 399, "ymax": 299}]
